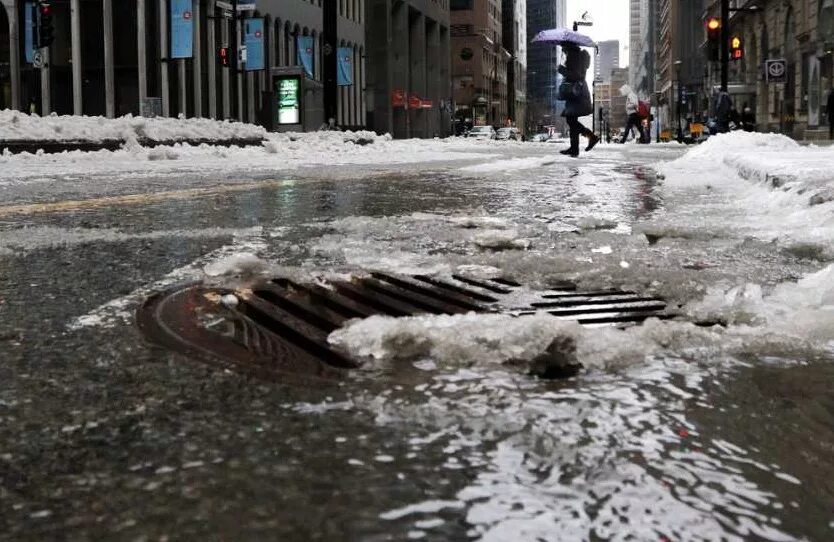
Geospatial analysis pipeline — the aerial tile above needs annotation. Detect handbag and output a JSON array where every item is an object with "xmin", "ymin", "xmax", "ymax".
[{"xmin": 558, "ymin": 81, "xmax": 582, "ymax": 101}]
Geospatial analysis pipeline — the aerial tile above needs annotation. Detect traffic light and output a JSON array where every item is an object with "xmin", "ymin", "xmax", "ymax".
[
  {"xmin": 706, "ymin": 17, "xmax": 721, "ymax": 62},
  {"xmin": 218, "ymin": 47, "xmax": 230, "ymax": 67},
  {"xmin": 730, "ymin": 35, "xmax": 743, "ymax": 60},
  {"xmin": 37, "ymin": 2, "xmax": 54, "ymax": 48}
]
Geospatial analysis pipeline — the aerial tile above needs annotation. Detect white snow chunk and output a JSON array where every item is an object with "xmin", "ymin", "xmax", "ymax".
[{"xmin": 203, "ymin": 253, "xmax": 270, "ymax": 277}]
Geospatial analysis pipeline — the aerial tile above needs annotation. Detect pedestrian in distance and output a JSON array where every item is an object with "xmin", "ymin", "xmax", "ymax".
[
  {"xmin": 556, "ymin": 43, "xmax": 598, "ymax": 158},
  {"xmin": 828, "ymin": 87, "xmax": 834, "ymax": 140},
  {"xmin": 713, "ymin": 90, "xmax": 733, "ymax": 134},
  {"xmin": 619, "ymin": 85, "xmax": 646, "ymax": 143},
  {"xmin": 741, "ymin": 102, "xmax": 756, "ymax": 132}
]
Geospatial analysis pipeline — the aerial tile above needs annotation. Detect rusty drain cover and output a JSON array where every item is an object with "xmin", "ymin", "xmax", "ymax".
[{"xmin": 137, "ymin": 272, "xmax": 673, "ymax": 380}]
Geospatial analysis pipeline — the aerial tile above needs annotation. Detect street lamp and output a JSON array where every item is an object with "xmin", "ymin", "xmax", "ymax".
[{"xmin": 674, "ymin": 60, "xmax": 683, "ymax": 142}]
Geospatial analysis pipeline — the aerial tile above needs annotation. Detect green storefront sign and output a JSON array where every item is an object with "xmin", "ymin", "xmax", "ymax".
[{"xmin": 277, "ymin": 77, "xmax": 300, "ymax": 125}]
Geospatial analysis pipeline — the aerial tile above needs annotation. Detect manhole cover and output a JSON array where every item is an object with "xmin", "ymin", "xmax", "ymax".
[{"xmin": 137, "ymin": 273, "xmax": 673, "ymax": 379}]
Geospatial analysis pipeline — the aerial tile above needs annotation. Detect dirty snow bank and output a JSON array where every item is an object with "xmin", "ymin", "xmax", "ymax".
[
  {"xmin": 0, "ymin": 130, "xmax": 486, "ymax": 184},
  {"xmin": 652, "ymin": 132, "xmax": 834, "ymax": 253},
  {"xmin": 0, "ymin": 109, "xmax": 267, "ymax": 142},
  {"xmin": 659, "ymin": 132, "xmax": 834, "ymax": 205}
]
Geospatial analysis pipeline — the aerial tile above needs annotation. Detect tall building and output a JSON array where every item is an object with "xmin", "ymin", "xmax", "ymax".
[
  {"xmin": 526, "ymin": 0, "xmax": 566, "ymax": 132},
  {"xmin": 451, "ymin": 0, "xmax": 508, "ymax": 127},
  {"xmin": 0, "ymin": 0, "xmax": 366, "ymax": 131},
  {"xmin": 502, "ymin": 0, "xmax": 526, "ymax": 131},
  {"xmin": 595, "ymin": 40, "xmax": 620, "ymax": 83},
  {"xmin": 629, "ymin": 0, "xmax": 641, "ymax": 88},
  {"xmin": 364, "ymin": 0, "xmax": 451, "ymax": 138},
  {"xmin": 629, "ymin": 0, "xmax": 658, "ymax": 98}
]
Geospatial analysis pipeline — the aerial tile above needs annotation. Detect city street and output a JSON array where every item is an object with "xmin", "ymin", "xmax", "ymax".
[{"xmin": 2, "ymin": 133, "xmax": 833, "ymax": 541}]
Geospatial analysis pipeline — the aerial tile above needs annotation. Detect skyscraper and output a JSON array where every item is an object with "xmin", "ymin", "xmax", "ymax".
[
  {"xmin": 502, "ymin": 0, "xmax": 528, "ymax": 132},
  {"xmin": 526, "ymin": 0, "xmax": 567, "ymax": 132},
  {"xmin": 595, "ymin": 40, "xmax": 620, "ymax": 83}
]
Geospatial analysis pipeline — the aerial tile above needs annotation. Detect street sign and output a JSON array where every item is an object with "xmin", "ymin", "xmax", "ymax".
[
  {"xmin": 216, "ymin": 1, "xmax": 255, "ymax": 10},
  {"xmin": 766, "ymin": 59, "xmax": 787, "ymax": 83},
  {"xmin": 32, "ymin": 50, "xmax": 44, "ymax": 68}
]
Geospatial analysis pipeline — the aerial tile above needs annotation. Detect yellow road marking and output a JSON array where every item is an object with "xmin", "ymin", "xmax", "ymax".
[{"xmin": 0, "ymin": 179, "xmax": 296, "ymax": 218}]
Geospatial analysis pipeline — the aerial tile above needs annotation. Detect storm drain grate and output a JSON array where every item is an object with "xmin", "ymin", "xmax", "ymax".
[{"xmin": 137, "ymin": 273, "xmax": 675, "ymax": 379}]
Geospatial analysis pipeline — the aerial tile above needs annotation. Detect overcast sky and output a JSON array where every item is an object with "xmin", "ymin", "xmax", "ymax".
[{"xmin": 565, "ymin": 0, "xmax": 631, "ymax": 68}]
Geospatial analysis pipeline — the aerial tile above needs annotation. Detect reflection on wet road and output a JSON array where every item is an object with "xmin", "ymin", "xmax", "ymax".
[{"xmin": 1, "ymin": 151, "xmax": 832, "ymax": 541}]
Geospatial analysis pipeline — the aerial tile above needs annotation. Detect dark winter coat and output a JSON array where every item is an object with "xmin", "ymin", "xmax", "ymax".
[{"xmin": 558, "ymin": 47, "xmax": 593, "ymax": 118}]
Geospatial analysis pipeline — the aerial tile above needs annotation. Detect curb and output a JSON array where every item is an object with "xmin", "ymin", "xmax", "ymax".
[{"xmin": 0, "ymin": 137, "xmax": 268, "ymax": 155}]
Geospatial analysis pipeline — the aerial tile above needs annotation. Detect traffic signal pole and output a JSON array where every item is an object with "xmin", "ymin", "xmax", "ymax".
[
  {"xmin": 720, "ymin": 0, "xmax": 729, "ymax": 91},
  {"xmin": 230, "ymin": 0, "xmax": 239, "ymax": 120}
]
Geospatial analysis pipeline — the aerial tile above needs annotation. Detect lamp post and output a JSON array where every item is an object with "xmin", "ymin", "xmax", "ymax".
[{"xmin": 674, "ymin": 60, "xmax": 683, "ymax": 142}]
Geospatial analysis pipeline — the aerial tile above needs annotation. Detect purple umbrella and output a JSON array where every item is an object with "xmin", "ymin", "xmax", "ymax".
[{"xmin": 531, "ymin": 28, "xmax": 596, "ymax": 48}]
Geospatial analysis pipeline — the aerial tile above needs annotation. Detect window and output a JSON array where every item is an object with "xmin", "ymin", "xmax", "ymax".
[{"xmin": 451, "ymin": 0, "xmax": 473, "ymax": 10}]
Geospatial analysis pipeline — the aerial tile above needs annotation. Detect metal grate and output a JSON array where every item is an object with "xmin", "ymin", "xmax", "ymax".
[{"xmin": 138, "ymin": 273, "xmax": 674, "ymax": 379}]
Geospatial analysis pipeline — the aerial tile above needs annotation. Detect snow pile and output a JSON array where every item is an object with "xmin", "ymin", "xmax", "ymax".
[
  {"xmin": 0, "ymin": 110, "xmax": 267, "ymax": 142},
  {"xmin": 328, "ymin": 312, "xmax": 739, "ymax": 370},
  {"xmin": 329, "ymin": 312, "xmax": 583, "ymax": 367},
  {"xmin": 654, "ymin": 131, "xmax": 834, "ymax": 252},
  {"xmin": 688, "ymin": 263, "xmax": 834, "ymax": 346},
  {"xmin": 660, "ymin": 131, "xmax": 834, "ymax": 204}
]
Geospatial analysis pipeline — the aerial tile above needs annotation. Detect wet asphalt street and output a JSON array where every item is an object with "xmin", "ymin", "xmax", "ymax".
[{"xmin": 2, "ymin": 147, "xmax": 834, "ymax": 541}]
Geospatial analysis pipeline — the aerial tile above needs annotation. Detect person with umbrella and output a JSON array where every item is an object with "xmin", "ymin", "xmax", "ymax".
[{"xmin": 533, "ymin": 28, "xmax": 598, "ymax": 157}]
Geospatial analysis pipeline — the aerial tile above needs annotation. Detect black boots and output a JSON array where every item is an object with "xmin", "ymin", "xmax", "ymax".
[
  {"xmin": 559, "ymin": 148, "xmax": 579, "ymax": 157},
  {"xmin": 585, "ymin": 134, "xmax": 600, "ymax": 152}
]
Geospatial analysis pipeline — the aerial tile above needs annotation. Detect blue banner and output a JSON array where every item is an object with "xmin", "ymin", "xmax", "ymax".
[
  {"xmin": 244, "ymin": 18, "xmax": 265, "ymax": 71},
  {"xmin": 170, "ymin": 0, "xmax": 194, "ymax": 59},
  {"xmin": 296, "ymin": 36, "xmax": 314, "ymax": 78},
  {"xmin": 337, "ymin": 47, "xmax": 353, "ymax": 86},
  {"xmin": 25, "ymin": 2, "xmax": 35, "ymax": 64}
]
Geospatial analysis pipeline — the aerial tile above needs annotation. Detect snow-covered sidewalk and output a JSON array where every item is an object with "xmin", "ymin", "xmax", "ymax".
[{"xmin": 0, "ymin": 110, "xmax": 267, "ymax": 143}]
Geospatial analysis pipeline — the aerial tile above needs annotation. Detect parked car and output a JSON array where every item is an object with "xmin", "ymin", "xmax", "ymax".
[
  {"xmin": 530, "ymin": 133, "xmax": 550, "ymax": 142},
  {"xmin": 496, "ymin": 127, "xmax": 521, "ymax": 141},
  {"xmin": 467, "ymin": 126, "xmax": 497, "ymax": 140}
]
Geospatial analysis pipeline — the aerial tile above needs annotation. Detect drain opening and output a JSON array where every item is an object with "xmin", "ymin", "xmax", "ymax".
[{"xmin": 138, "ymin": 272, "xmax": 676, "ymax": 381}]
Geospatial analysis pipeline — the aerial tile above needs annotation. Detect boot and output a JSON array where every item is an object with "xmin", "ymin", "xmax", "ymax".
[
  {"xmin": 585, "ymin": 134, "xmax": 600, "ymax": 152},
  {"xmin": 560, "ymin": 148, "xmax": 579, "ymax": 157}
]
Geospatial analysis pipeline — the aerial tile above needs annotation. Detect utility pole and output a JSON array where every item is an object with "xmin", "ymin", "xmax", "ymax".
[
  {"xmin": 720, "ymin": 0, "xmax": 729, "ymax": 91},
  {"xmin": 230, "ymin": 0, "xmax": 238, "ymax": 120},
  {"xmin": 322, "ymin": 1, "xmax": 338, "ymax": 124}
]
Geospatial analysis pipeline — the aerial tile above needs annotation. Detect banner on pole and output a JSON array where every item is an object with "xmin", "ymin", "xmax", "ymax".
[
  {"xmin": 25, "ymin": 2, "xmax": 35, "ymax": 64},
  {"xmin": 296, "ymin": 36, "xmax": 315, "ymax": 78},
  {"xmin": 170, "ymin": 0, "xmax": 194, "ymax": 59},
  {"xmin": 244, "ymin": 18, "xmax": 265, "ymax": 71},
  {"xmin": 337, "ymin": 47, "xmax": 353, "ymax": 86}
]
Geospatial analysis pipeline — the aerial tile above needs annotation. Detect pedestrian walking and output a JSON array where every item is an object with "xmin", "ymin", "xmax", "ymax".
[
  {"xmin": 619, "ymin": 85, "xmax": 645, "ymax": 143},
  {"xmin": 556, "ymin": 43, "xmax": 598, "ymax": 157},
  {"xmin": 828, "ymin": 88, "xmax": 834, "ymax": 140},
  {"xmin": 713, "ymin": 90, "xmax": 733, "ymax": 133}
]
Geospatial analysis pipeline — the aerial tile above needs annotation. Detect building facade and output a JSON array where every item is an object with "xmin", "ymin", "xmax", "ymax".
[
  {"xmin": 364, "ymin": 0, "xmax": 451, "ymax": 138},
  {"xmin": 501, "ymin": 0, "xmax": 526, "ymax": 132},
  {"xmin": 451, "ymin": 0, "xmax": 508, "ymax": 128},
  {"xmin": 629, "ymin": 0, "xmax": 658, "ymax": 98},
  {"xmin": 704, "ymin": 0, "xmax": 834, "ymax": 139},
  {"xmin": 526, "ymin": 0, "xmax": 566, "ymax": 133},
  {"xmin": 0, "ymin": 0, "xmax": 366, "ymax": 130},
  {"xmin": 595, "ymin": 39, "xmax": 620, "ymax": 83}
]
